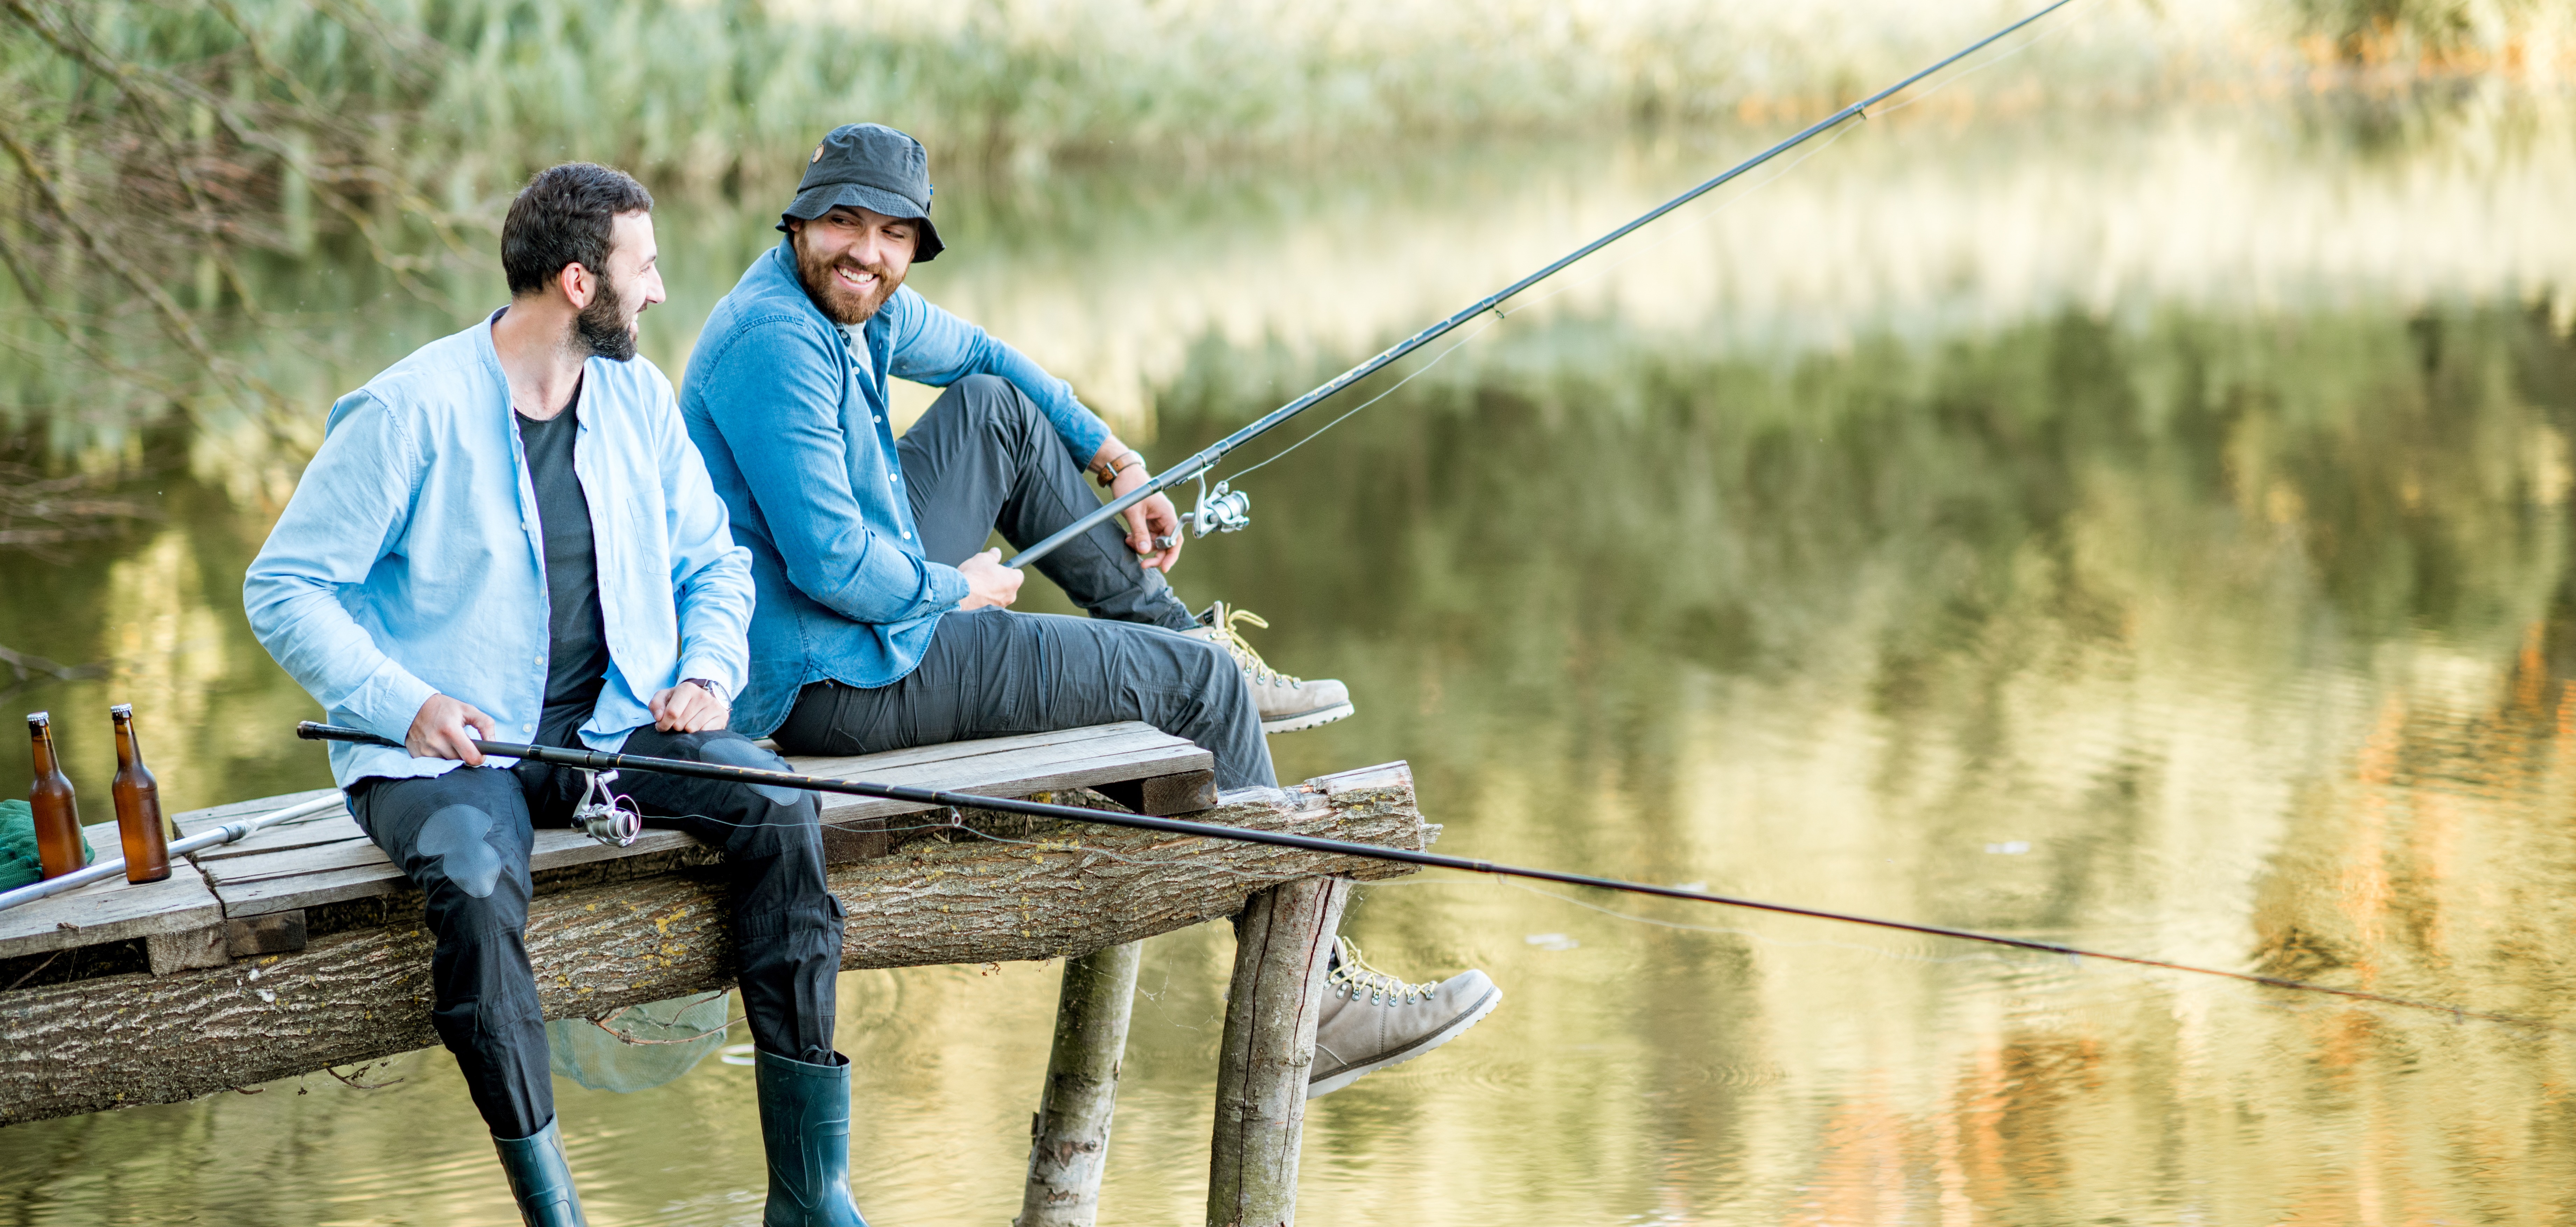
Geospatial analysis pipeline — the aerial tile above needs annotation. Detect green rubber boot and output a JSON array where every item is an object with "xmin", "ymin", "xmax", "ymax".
[
  {"xmin": 755, "ymin": 1051, "xmax": 870, "ymax": 1227},
  {"xmin": 491, "ymin": 1118, "xmax": 587, "ymax": 1226}
]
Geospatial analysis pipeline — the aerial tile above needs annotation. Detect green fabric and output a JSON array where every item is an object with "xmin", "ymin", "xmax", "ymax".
[{"xmin": 0, "ymin": 799, "xmax": 92, "ymax": 890}]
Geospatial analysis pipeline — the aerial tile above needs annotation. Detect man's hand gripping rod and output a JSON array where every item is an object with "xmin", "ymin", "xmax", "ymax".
[{"xmin": 1005, "ymin": 0, "xmax": 2079, "ymax": 570}]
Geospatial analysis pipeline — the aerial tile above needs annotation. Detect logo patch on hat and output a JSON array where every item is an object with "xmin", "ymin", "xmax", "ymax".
[{"xmin": 811, "ymin": 144, "xmax": 825, "ymax": 164}]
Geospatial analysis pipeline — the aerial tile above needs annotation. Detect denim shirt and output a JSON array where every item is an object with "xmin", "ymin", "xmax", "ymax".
[
  {"xmin": 680, "ymin": 239, "xmax": 1112, "ymax": 736},
  {"xmin": 245, "ymin": 312, "xmax": 755, "ymax": 787}
]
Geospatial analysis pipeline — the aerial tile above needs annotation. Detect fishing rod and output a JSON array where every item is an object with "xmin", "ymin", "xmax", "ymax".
[
  {"xmin": 0, "ymin": 793, "xmax": 345, "ymax": 914},
  {"xmin": 1004, "ymin": 0, "xmax": 2081, "ymax": 570},
  {"xmin": 295, "ymin": 719, "xmax": 2557, "ymax": 1032}
]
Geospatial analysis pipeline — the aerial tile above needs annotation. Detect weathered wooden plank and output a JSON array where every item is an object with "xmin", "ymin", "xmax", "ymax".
[
  {"xmin": 168, "ymin": 789, "xmax": 341, "ymax": 836},
  {"xmin": 7, "ymin": 725, "xmax": 1214, "ymax": 955},
  {"xmin": 807, "ymin": 733, "xmax": 1205, "ymax": 793},
  {"xmin": 1092, "ymin": 769, "xmax": 1220, "ymax": 817},
  {"xmin": 186, "ymin": 726, "xmax": 1208, "ymax": 918},
  {"xmin": 808, "ymin": 742, "xmax": 1213, "ymax": 824},
  {"xmin": 205, "ymin": 862, "xmax": 411, "ymax": 918},
  {"xmin": 0, "ymin": 827, "xmax": 224, "ymax": 960},
  {"xmin": 187, "ymin": 814, "xmax": 364, "ymax": 862},
  {"xmin": 0, "ymin": 766, "xmax": 1424, "ymax": 1125},
  {"xmin": 145, "ymin": 926, "xmax": 226, "ymax": 975},
  {"xmin": 197, "ymin": 839, "xmax": 393, "ymax": 886},
  {"xmin": 785, "ymin": 721, "xmax": 1158, "ymax": 779},
  {"xmin": 225, "ymin": 912, "xmax": 307, "ymax": 958}
]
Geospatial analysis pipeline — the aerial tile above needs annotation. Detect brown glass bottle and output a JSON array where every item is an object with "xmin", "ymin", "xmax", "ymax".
[
  {"xmin": 110, "ymin": 704, "xmax": 169, "ymax": 884},
  {"xmin": 27, "ymin": 712, "xmax": 83, "ymax": 879}
]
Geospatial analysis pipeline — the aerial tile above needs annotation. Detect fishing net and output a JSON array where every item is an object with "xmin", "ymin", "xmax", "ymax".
[
  {"xmin": 0, "ymin": 800, "xmax": 92, "ymax": 891},
  {"xmin": 546, "ymin": 991, "xmax": 733, "ymax": 1094}
]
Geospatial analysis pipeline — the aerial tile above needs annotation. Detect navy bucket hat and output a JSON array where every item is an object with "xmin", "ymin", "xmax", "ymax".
[{"xmin": 778, "ymin": 123, "xmax": 945, "ymax": 262}]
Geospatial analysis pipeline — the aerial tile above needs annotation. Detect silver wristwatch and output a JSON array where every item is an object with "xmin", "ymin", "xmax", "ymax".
[{"xmin": 683, "ymin": 677, "xmax": 728, "ymax": 705}]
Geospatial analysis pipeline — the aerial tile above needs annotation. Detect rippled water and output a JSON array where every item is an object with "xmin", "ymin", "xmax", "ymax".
[{"xmin": 11, "ymin": 99, "xmax": 2576, "ymax": 1223}]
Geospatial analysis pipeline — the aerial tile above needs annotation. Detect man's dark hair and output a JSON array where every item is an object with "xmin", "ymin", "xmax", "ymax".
[{"xmin": 500, "ymin": 163, "xmax": 654, "ymax": 296}]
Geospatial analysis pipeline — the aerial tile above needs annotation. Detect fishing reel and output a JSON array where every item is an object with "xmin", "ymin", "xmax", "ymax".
[
  {"xmin": 572, "ymin": 768, "xmax": 643, "ymax": 848},
  {"xmin": 1182, "ymin": 477, "xmax": 1251, "ymax": 539},
  {"xmin": 1151, "ymin": 476, "xmax": 1252, "ymax": 552}
]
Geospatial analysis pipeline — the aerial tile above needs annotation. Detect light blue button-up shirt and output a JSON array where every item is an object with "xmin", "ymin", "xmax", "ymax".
[
  {"xmin": 245, "ymin": 312, "xmax": 755, "ymax": 787},
  {"xmin": 681, "ymin": 239, "xmax": 1113, "ymax": 736}
]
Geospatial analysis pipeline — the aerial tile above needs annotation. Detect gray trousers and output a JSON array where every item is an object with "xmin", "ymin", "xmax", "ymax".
[{"xmin": 771, "ymin": 375, "xmax": 1276, "ymax": 793}]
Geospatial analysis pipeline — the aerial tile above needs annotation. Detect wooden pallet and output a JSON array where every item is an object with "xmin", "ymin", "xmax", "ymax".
[{"xmin": 0, "ymin": 721, "xmax": 1214, "ymax": 976}]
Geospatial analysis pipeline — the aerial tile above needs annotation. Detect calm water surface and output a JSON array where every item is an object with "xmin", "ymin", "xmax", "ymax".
[{"xmin": 9, "ymin": 101, "xmax": 2576, "ymax": 1223}]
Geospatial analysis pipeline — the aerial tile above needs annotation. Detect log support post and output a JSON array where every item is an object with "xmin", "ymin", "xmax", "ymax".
[
  {"xmin": 1205, "ymin": 877, "xmax": 1349, "ymax": 1227},
  {"xmin": 1017, "ymin": 939, "xmax": 1144, "ymax": 1227}
]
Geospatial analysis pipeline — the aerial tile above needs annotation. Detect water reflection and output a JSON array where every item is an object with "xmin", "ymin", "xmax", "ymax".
[{"xmin": 9, "ymin": 103, "xmax": 2576, "ymax": 1222}]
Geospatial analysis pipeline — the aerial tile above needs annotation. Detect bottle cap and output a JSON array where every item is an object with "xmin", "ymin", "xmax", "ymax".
[
  {"xmin": 27, "ymin": 711, "xmax": 47, "ymax": 725},
  {"xmin": 110, "ymin": 703, "xmax": 133, "ymax": 719}
]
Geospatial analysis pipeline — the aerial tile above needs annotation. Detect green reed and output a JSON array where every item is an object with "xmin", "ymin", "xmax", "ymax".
[{"xmin": 0, "ymin": 0, "xmax": 2563, "ymax": 497}]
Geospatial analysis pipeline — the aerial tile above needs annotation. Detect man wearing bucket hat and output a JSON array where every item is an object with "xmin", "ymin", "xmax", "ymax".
[
  {"xmin": 692, "ymin": 123, "xmax": 1357, "ymax": 750},
  {"xmin": 680, "ymin": 121, "xmax": 1503, "ymax": 1206}
]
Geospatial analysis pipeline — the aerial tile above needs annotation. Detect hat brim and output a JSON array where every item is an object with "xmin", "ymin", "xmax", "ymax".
[{"xmin": 777, "ymin": 182, "xmax": 944, "ymax": 262}]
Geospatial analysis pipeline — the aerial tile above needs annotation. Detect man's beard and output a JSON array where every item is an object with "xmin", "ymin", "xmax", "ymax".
[
  {"xmin": 575, "ymin": 271, "xmax": 640, "ymax": 362},
  {"xmin": 794, "ymin": 233, "xmax": 902, "ymax": 326}
]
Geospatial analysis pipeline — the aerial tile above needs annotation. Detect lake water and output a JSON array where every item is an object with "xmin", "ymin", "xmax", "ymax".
[{"xmin": 9, "ymin": 97, "xmax": 2576, "ymax": 1223}]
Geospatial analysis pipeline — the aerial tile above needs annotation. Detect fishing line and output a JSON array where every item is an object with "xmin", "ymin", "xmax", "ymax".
[
  {"xmin": 1217, "ymin": 119, "xmax": 1858, "ymax": 484},
  {"xmin": 1479, "ymin": 117, "xmax": 1868, "ymax": 327},
  {"xmin": 1212, "ymin": 0, "xmax": 2120, "ymax": 483},
  {"xmin": 1868, "ymin": 0, "xmax": 2109, "ymax": 119},
  {"xmin": 1486, "ymin": 875, "xmax": 2540, "ymax": 1036},
  {"xmin": 294, "ymin": 721, "xmax": 2570, "ymax": 1037},
  {"xmin": 1221, "ymin": 314, "xmax": 1502, "ymax": 484},
  {"xmin": 1002, "ymin": 0, "xmax": 2086, "ymax": 571},
  {"xmin": 1490, "ymin": 875, "xmax": 2029, "ymax": 967}
]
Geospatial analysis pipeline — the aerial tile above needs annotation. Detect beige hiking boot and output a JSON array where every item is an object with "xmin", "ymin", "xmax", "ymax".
[
  {"xmin": 1185, "ymin": 602, "xmax": 1355, "ymax": 734},
  {"xmin": 1307, "ymin": 937, "xmax": 1501, "ymax": 1099}
]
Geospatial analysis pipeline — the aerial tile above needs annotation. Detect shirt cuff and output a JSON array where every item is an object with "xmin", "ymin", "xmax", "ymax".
[
  {"xmin": 1053, "ymin": 411, "xmax": 1112, "ymax": 469},
  {"xmin": 677, "ymin": 655, "xmax": 744, "ymax": 696},
  {"xmin": 339, "ymin": 659, "xmax": 439, "ymax": 745},
  {"xmin": 923, "ymin": 562, "xmax": 972, "ymax": 615}
]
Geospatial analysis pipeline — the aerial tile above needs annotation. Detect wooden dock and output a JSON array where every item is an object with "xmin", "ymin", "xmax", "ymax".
[{"xmin": 0, "ymin": 723, "xmax": 1430, "ymax": 1225}]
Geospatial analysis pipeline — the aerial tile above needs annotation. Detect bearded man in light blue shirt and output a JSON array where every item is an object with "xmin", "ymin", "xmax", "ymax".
[
  {"xmin": 247, "ymin": 163, "xmax": 870, "ymax": 1227},
  {"xmin": 683, "ymin": 124, "xmax": 1503, "ymax": 1107}
]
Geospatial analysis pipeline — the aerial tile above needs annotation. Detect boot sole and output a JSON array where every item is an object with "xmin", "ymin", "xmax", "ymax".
[
  {"xmin": 1305, "ymin": 982, "xmax": 1502, "ymax": 1099},
  {"xmin": 1261, "ymin": 701, "xmax": 1355, "ymax": 735}
]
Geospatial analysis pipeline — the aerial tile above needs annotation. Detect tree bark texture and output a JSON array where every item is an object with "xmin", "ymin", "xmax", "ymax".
[
  {"xmin": 1015, "ymin": 940, "xmax": 1142, "ymax": 1227},
  {"xmin": 0, "ymin": 769, "xmax": 1419, "ymax": 1126},
  {"xmin": 1204, "ymin": 877, "xmax": 1351, "ymax": 1227}
]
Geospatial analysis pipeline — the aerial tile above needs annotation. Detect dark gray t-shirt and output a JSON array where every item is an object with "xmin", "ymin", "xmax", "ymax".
[{"xmin": 517, "ymin": 399, "xmax": 611, "ymax": 748}]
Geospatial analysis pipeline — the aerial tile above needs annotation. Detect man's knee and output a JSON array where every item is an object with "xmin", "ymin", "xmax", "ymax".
[
  {"xmin": 693, "ymin": 732, "xmax": 814, "ymax": 808},
  {"xmin": 657, "ymin": 729, "xmax": 828, "ymax": 862},
  {"xmin": 425, "ymin": 863, "xmax": 533, "ymax": 950},
  {"xmin": 937, "ymin": 372, "xmax": 1044, "ymax": 436},
  {"xmin": 414, "ymin": 803, "xmax": 521, "ymax": 901},
  {"xmin": 1177, "ymin": 633, "xmax": 1248, "ymax": 696}
]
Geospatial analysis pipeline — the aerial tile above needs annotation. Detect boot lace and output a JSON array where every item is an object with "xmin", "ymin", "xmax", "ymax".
[
  {"xmin": 1327, "ymin": 937, "xmax": 1438, "ymax": 1005},
  {"xmin": 1198, "ymin": 602, "xmax": 1303, "ymax": 688}
]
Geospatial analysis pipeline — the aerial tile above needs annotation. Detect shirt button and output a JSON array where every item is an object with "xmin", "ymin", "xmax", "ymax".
[
  {"xmin": 901, "ymin": 531, "xmax": 911, "ymax": 539},
  {"xmin": 521, "ymin": 723, "xmax": 535, "ymax": 733},
  {"xmin": 889, "ymin": 472, "xmax": 901, "ymax": 483}
]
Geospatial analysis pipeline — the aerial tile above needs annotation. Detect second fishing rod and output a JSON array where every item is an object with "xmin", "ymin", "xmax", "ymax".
[
  {"xmin": 1004, "ymin": 0, "xmax": 2081, "ymax": 570},
  {"xmin": 295, "ymin": 719, "xmax": 2555, "ymax": 1034}
]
